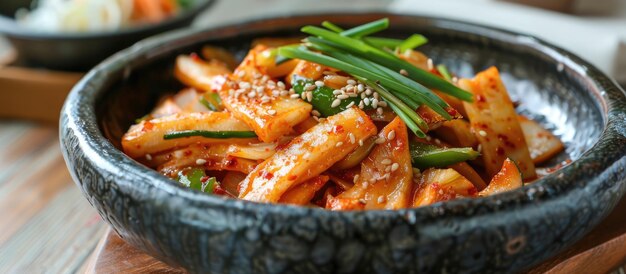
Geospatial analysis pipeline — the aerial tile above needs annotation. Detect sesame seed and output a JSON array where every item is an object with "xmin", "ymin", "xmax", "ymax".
[
  {"xmin": 378, "ymin": 101, "xmax": 388, "ymax": 107},
  {"xmin": 337, "ymin": 94, "xmax": 349, "ymax": 100},
  {"xmin": 240, "ymin": 81, "xmax": 251, "ymax": 89},
  {"xmin": 301, "ymin": 92, "xmax": 306, "ymax": 99},
  {"xmin": 477, "ymin": 144, "xmax": 483, "ymax": 153},
  {"xmin": 290, "ymin": 94, "xmax": 301, "ymax": 99},
  {"xmin": 359, "ymin": 198, "xmax": 367, "ymax": 204},
  {"xmin": 427, "ymin": 58, "xmax": 434, "ymax": 70},
  {"xmin": 452, "ymin": 76, "xmax": 459, "ymax": 83},
  {"xmin": 311, "ymin": 110, "xmax": 320, "ymax": 117},
  {"xmin": 371, "ymin": 98, "xmax": 379, "ymax": 108},
  {"xmin": 362, "ymin": 181, "xmax": 369, "ymax": 188},
  {"xmin": 271, "ymin": 90, "xmax": 280, "ymax": 97},
  {"xmin": 253, "ymin": 72, "xmax": 262, "ymax": 79},
  {"xmin": 331, "ymin": 99, "xmax": 342, "ymax": 108},
  {"xmin": 373, "ymin": 92, "xmax": 380, "ymax": 100},
  {"xmin": 277, "ymin": 81, "xmax": 286, "ymax": 89},
  {"xmin": 303, "ymin": 152, "xmax": 311, "ymax": 159},
  {"xmin": 358, "ymin": 139, "xmax": 364, "ymax": 146},
  {"xmin": 375, "ymin": 137, "xmax": 386, "ymax": 144},
  {"xmin": 381, "ymin": 158, "xmax": 392, "ymax": 165},
  {"xmin": 228, "ymin": 89, "xmax": 234, "ymax": 96},
  {"xmin": 353, "ymin": 174, "xmax": 360, "ymax": 183},
  {"xmin": 268, "ymin": 109, "xmax": 277, "ymax": 115},
  {"xmin": 145, "ymin": 154, "xmax": 152, "ymax": 161},
  {"xmin": 280, "ymin": 90, "xmax": 289, "ymax": 96},
  {"xmin": 316, "ymin": 66, "xmax": 322, "ymax": 71},
  {"xmin": 365, "ymin": 88, "xmax": 373, "ymax": 96},
  {"xmin": 315, "ymin": 80, "xmax": 324, "ymax": 87},
  {"xmin": 349, "ymin": 133, "xmax": 355, "ymax": 144},
  {"xmin": 261, "ymin": 96, "xmax": 271, "ymax": 103},
  {"xmin": 306, "ymin": 84, "xmax": 316, "ymax": 91},
  {"xmin": 336, "ymin": 141, "xmax": 344, "ymax": 147},
  {"xmin": 360, "ymin": 92, "xmax": 367, "ymax": 99},
  {"xmin": 306, "ymin": 92, "xmax": 313, "ymax": 102},
  {"xmin": 399, "ymin": 69, "xmax": 408, "ymax": 76},
  {"xmin": 387, "ymin": 130, "xmax": 396, "ymax": 141},
  {"xmin": 289, "ymin": 88, "xmax": 295, "ymax": 94},
  {"xmin": 247, "ymin": 91, "xmax": 256, "ymax": 98},
  {"xmin": 348, "ymin": 93, "xmax": 358, "ymax": 98},
  {"xmin": 391, "ymin": 163, "xmax": 399, "ymax": 172},
  {"xmin": 196, "ymin": 159, "xmax": 207, "ymax": 165},
  {"xmin": 363, "ymin": 98, "xmax": 370, "ymax": 106},
  {"xmin": 237, "ymin": 70, "xmax": 246, "ymax": 77},
  {"xmin": 385, "ymin": 166, "xmax": 391, "ymax": 173},
  {"xmin": 345, "ymin": 101, "xmax": 355, "ymax": 108},
  {"xmin": 333, "ymin": 89, "xmax": 342, "ymax": 95},
  {"xmin": 478, "ymin": 130, "xmax": 487, "ymax": 137},
  {"xmin": 347, "ymin": 79, "xmax": 356, "ymax": 85},
  {"xmin": 357, "ymin": 84, "xmax": 364, "ymax": 92},
  {"xmin": 377, "ymin": 196, "xmax": 386, "ymax": 203},
  {"xmin": 358, "ymin": 101, "xmax": 365, "ymax": 109}
]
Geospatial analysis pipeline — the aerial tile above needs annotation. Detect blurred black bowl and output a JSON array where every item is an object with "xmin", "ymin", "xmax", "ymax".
[{"xmin": 0, "ymin": 0, "xmax": 215, "ymax": 71}]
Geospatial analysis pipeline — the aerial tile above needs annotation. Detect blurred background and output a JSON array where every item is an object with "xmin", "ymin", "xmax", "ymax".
[{"xmin": 0, "ymin": 0, "xmax": 624, "ymax": 272}]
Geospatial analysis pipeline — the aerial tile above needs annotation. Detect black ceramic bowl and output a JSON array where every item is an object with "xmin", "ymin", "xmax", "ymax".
[
  {"xmin": 60, "ymin": 13, "xmax": 626, "ymax": 273},
  {"xmin": 0, "ymin": 0, "xmax": 214, "ymax": 71}
]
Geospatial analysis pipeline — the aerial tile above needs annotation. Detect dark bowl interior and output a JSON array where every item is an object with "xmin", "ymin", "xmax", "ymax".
[
  {"xmin": 0, "ymin": 0, "xmax": 214, "ymax": 71},
  {"xmin": 61, "ymin": 13, "xmax": 626, "ymax": 273}
]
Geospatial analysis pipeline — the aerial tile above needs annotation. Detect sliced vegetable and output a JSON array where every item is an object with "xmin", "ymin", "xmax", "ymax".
[
  {"xmin": 122, "ymin": 112, "xmax": 254, "ymax": 159},
  {"xmin": 199, "ymin": 92, "xmax": 222, "ymax": 111},
  {"xmin": 449, "ymin": 162, "xmax": 487, "ymax": 191},
  {"xmin": 436, "ymin": 64, "xmax": 452, "ymax": 82},
  {"xmin": 479, "ymin": 158, "xmax": 523, "ymax": 196},
  {"xmin": 174, "ymin": 55, "xmax": 231, "ymax": 92},
  {"xmin": 176, "ymin": 168, "xmax": 218, "ymax": 194},
  {"xmin": 333, "ymin": 137, "xmax": 376, "ymax": 170},
  {"xmin": 409, "ymin": 142, "xmax": 479, "ymax": 169},
  {"xmin": 164, "ymin": 130, "xmax": 257, "ymax": 140},
  {"xmin": 459, "ymin": 67, "xmax": 536, "ymax": 179},
  {"xmin": 399, "ymin": 34, "xmax": 428, "ymax": 52},
  {"xmin": 201, "ymin": 45, "xmax": 238, "ymax": 69},
  {"xmin": 286, "ymin": 60, "xmax": 326, "ymax": 86},
  {"xmin": 292, "ymin": 78, "xmax": 363, "ymax": 117},
  {"xmin": 157, "ymin": 143, "xmax": 258, "ymax": 177},
  {"xmin": 279, "ymin": 176, "xmax": 329, "ymax": 205},
  {"xmin": 331, "ymin": 117, "xmax": 413, "ymax": 210},
  {"xmin": 432, "ymin": 120, "xmax": 478, "ymax": 148},
  {"xmin": 518, "ymin": 116, "xmax": 564, "ymax": 164},
  {"xmin": 219, "ymin": 47, "xmax": 313, "ymax": 143},
  {"xmin": 412, "ymin": 168, "xmax": 477, "ymax": 207},
  {"xmin": 238, "ymin": 107, "xmax": 377, "ymax": 203},
  {"xmin": 150, "ymin": 98, "xmax": 180, "ymax": 118}
]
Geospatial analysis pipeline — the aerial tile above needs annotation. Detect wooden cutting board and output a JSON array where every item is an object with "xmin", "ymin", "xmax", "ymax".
[
  {"xmin": 84, "ymin": 196, "xmax": 626, "ymax": 274},
  {"xmin": 0, "ymin": 40, "xmax": 83, "ymax": 125}
]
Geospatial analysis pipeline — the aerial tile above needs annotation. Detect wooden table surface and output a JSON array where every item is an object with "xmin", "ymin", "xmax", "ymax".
[{"xmin": 0, "ymin": 121, "xmax": 106, "ymax": 273}]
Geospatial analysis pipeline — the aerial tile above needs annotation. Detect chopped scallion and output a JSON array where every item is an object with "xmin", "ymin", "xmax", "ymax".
[{"xmin": 164, "ymin": 130, "xmax": 257, "ymax": 140}]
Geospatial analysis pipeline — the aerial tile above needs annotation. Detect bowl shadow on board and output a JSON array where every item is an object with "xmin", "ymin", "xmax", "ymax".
[
  {"xmin": 0, "ymin": 0, "xmax": 215, "ymax": 71},
  {"xmin": 61, "ymin": 13, "xmax": 626, "ymax": 273}
]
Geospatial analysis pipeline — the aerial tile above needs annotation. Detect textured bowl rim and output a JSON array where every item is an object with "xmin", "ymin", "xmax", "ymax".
[
  {"xmin": 0, "ymin": 0, "xmax": 215, "ymax": 39},
  {"xmin": 61, "ymin": 12, "xmax": 626, "ymax": 223}
]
